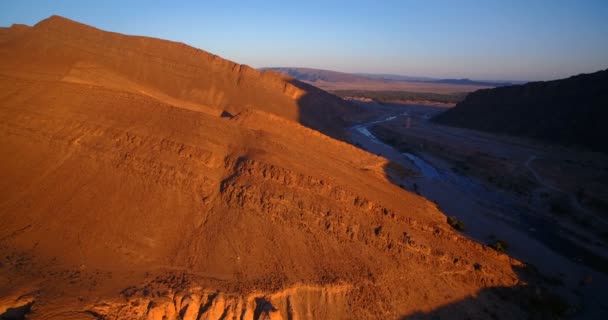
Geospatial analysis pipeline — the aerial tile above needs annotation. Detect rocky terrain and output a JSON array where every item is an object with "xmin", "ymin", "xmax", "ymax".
[{"xmin": 0, "ymin": 16, "xmax": 547, "ymax": 319}]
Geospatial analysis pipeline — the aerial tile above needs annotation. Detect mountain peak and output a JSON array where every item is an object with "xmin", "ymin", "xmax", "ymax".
[
  {"xmin": 34, "ymin": 14, "xmax": 96, "ymax": 31},
  {"xmin": 35, "ymin": 14, "xmax": 71, "ymax": 25}
]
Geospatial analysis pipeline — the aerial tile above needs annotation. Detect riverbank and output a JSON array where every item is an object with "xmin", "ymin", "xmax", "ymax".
[{"xmin": 348, "ymin": 103, "xmax": 608, "ymax": 319}]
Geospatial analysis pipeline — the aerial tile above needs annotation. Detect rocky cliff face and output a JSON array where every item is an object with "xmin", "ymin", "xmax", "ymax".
[
  {"xmin": 433, "ymin": 69, "xmax": 608, "ymax": 153},
  {"xmin": 0, "ymin": 16, "xmax": 532, "ymax": 319}
]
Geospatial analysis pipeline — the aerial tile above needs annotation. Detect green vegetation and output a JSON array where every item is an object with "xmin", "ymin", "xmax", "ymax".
[
  {"xmin": 447, "ymin": 216, "xmax": 465, "ymax": 231},
  {"xmin": 331, "ymin": 90, "xmax": 467, "ymax": 104},
  {"xmin": 473, "ymin": 263, "xmax": 482, "ymax": 271}
]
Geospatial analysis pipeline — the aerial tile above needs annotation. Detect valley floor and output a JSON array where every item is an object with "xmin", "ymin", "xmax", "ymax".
[{"xmin": 349, "ymin": 101, "xmax": 608, "ymax": 319}]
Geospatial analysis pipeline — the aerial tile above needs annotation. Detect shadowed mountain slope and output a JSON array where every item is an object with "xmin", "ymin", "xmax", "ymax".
[
  {"xmin": 433, "ymin": 69, "xmax": 608, "ymax": 153},
  {"xmin": 0, "ymin": 16, "xmax": 533, "ymax": 319}
]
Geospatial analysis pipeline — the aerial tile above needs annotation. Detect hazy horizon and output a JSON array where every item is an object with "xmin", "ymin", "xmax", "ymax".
[{"xmin": 1, "ymin": 0, "xmax": 607, "ymax": 81}]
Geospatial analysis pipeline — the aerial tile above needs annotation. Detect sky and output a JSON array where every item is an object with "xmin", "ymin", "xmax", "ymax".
[{"xmin": 1, "ymin": 0, "xmax": 607, "ymax": 81}]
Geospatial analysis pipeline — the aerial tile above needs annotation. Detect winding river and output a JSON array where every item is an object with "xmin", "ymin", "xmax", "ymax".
[{"xmin": 349, "ymin": 111, "xmax": 608, "ymax": 318}]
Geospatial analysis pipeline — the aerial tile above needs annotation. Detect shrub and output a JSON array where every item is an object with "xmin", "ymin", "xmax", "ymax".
[
  {"xmin": 374, "ymin": 226, "xmax": 382, "ymax": 236},
  {"xmin": 447, "ymin": 216, "xmax": 465, "ymax": 231},
  {"xmin": 490, "ymin": 240, "xmax": 509, "ymax": 252}
]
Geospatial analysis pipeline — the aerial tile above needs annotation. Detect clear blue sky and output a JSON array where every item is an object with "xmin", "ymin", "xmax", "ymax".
[{"xmin": 1, "ymin": 0, "xmax": 607, "ymax": 81}]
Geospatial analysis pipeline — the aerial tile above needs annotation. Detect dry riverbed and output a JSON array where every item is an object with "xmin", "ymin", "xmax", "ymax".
[{"xmin": 349, "ymin": 102, "xmax": 608, "ymax": 319}]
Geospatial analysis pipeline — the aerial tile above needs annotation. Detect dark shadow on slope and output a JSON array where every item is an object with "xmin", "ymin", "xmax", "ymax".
[
  {"xmin": 401, "ymin": 264, "xmax": 583, "ymax": 319},
  {"xmin": 432, "ymin": 69, "xmax": 608, "ymax": 154},
  {"xmin": 289, "ymin": 79, "xmax": 378, "ymax": 141},
  {"xmin": 220, "ymin": 110, "xmax": 234, "ymax": 119},
  {"xmin": 253, "ymin": 297, "xmax": 278, "ymax": 320},
  {"xmin": 0, "ymin": 301, "xmax": 33, "ymax": 320},
  {"xmin": 400, "ymin": 286, "xmax": 571, "ymax": 320}
]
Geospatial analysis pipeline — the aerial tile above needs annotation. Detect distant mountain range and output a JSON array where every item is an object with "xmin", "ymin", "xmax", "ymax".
[
  {"xmin": 262, "ymin": 67, "xmax": 524, "ymax": 87},
  {"xmin": 262, "ymin": 67, "xmax": 375, "ymax": 83},
  {"xmin": 433, "ymin": 69, "xmax": 608, "ymax": 153},
  {"xmin": 431, "ymin": 78, "xmax": 523, "ymax": 87},
  {"xmin": 354, "ymin": 73, "xmax": 435, "ymax": 82}
]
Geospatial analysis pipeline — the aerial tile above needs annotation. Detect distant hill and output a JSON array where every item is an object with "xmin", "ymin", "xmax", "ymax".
[
  {"xmin": 262, "ymin": 67, "xmax": 374, "ymax": 83},
  {"xmin": 354, "ymin": 73, "xmax": 434, "ymax": 82},
  {"xmin": 264, "ymin": 67, "xmax": 517, "ymax": 88},
  {"xmin": 433, "ymin": 69, "xmax": 608, "ymax": 153},
  {"xmin": 432, "ymin": 78, "xmax": 517, "ymax": 87}
]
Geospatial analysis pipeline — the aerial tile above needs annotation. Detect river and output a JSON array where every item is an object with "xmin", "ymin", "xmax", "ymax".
[{"xmin": 349, "ymin": 111, "xmax": 608, "ymax": 319}]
